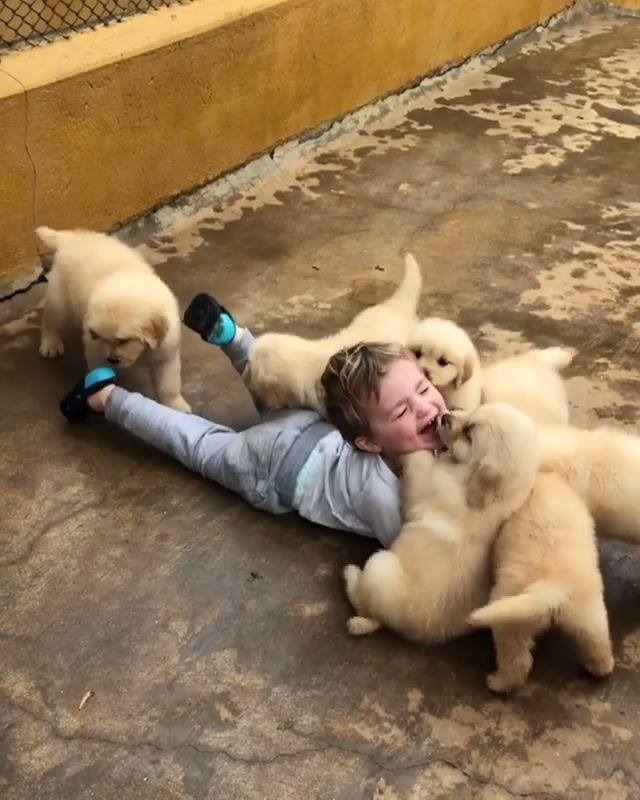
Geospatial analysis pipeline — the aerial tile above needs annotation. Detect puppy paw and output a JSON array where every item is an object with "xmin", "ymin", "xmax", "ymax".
[
  {"xmin": 347, "ymin": 616, "xmax": 380, "ymax": 636},
  {"xmin": 39, "ymin": 337, "xmax": 64, "ymax": 358},
  {"xmin": 486, "ymin": 671, "xmax": 520, "ymax": 694},
  {"xmin": 166, "ymin": 396, "xmax": 191, "ymax": 414},
  {"xmin": 584, "ymin": 652, "xmax": 614, "ymax": 677}
]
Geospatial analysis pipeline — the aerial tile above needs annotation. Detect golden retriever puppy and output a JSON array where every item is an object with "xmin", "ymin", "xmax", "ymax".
[
  {"xmin": 539, "ymin": 424, "xmax": 640, "ymax": 544},
  {"xmin": 469, "ymin": 472, "xmax": 613, "ymax": 693},
  {"xmin": 409, "ymin": 318, "xmax": 572, "ymax": 423},
  {"xmin": 408, "ymin": 318, "xmax": 481, "ymax": 412},
  {"xmin": 37, "ymin": 226, "xmax": 190, "ymax": 413},
  {"xmin": 343, "ymin": 403, "xmax": 539, "ymax": 644},
  {"xmin": 482, "ymin": 347, "xmax": 573, "ymax": 426},
  {"xmin": 244, "ymin": 253, "xmax": 422, "ymax": 413}
]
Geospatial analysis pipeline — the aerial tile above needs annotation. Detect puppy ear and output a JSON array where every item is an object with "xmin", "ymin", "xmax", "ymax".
[
  {"xmin": 142, "ymin": 314, "xmax": 169, "ymax": 349},
  {"xmin": 467, "ymin": 462, "xmax": 502, "ymax": 509},
  {"xmin": 455, "ymin": 354, "xmax": 475, "ymax": 388}
]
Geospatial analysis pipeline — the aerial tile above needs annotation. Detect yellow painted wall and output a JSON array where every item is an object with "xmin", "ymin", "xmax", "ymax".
[
  {"xmin": 0, "ymin": 0, "xmax": 571, "ymax": 285},
  {"xmin": 0, "ymin": 72, "xmax": 38, "ymax": 286}
]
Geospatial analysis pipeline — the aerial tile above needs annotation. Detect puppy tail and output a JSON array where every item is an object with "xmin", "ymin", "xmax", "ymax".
[
  {"xmin": 532, "ymin": 346, "xmax": 574, "ymax": 373},
  {"xmin": 468, "ymin": 581, "xmax": 568, "ymax": 627},
  {"xmin": 343, "ymin": 564, "xmax": 364, "ymax": 613},
  {"xmin": 35, "ymin": 226, "xmax": 63, "ymax": 251},
  {"xmin": 386, "ymin": 253, "xmax": 423, "ymax": 314}
]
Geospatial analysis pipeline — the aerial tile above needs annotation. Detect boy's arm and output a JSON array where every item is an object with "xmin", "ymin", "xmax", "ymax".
[{"xmin": 350, "ymin": 472, "xmax": 403, "ymax": 548}]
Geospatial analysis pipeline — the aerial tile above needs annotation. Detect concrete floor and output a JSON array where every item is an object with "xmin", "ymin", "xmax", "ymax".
[{"xmin": 2, "ymin": 8, "xmax": 640, "ymax": 800}]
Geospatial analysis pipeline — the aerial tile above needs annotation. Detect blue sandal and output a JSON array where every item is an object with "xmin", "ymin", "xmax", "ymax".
[
  {"xmin": 60, "ymin": 366, "xmax": 117, "ymax": 422},
  {"xmin": 183, "ymin": 293, "xmax": 236, "ymax": 346}
]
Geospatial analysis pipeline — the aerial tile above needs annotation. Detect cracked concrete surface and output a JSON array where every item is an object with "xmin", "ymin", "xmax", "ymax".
[{"xmin": 2, "ymin": 8, "xmax": 640, "ymax": 800}]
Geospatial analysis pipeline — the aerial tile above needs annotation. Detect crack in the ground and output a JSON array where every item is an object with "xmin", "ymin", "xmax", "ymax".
[
  {"xmin": 5, "ymin": 697, "xmax": 329, "ymax": 765},
  {"xmin": 290, "ymin": 727, "xmax": 560, "ymax": 799},
  {"xmin": 0, "ymin": 500, "xmax": 103, "ymax": 568},
  {"xmin": 5, "ymin": 697, "xmax": 560, "ymax": 798},
  {"xmin": 0, "ymin": 631, "xmax": 33, "ymax": 644}
]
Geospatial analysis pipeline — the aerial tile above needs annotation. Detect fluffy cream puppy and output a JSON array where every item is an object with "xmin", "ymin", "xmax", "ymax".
[
  {"xmin": 37, "ymin": 226, "xmax": 190, "ymax": 413},
  {"xmin": 482, "ymin": 347, "xmax": 573, "ymax": 426},
  {"xmin": 469, "ymin": 472, "xmax": 613, "ymax": 693},
  {"xmin": 343, "ymin": 403, "xmax": 539, "ymax": 644},
  {"xmin": 539, "ymin": 424, "xmax": 640, "ymax": 544},
  {"xmin": 409, "ymin": 318, "xmax": 572, "ymax": 422},
  {"xmin": 244, "ymin": 253, "xmax": 422, "ymax": 413},
  {"xmin": 408, "ymin": 317, "xmax": 481, "ymax": 412}
]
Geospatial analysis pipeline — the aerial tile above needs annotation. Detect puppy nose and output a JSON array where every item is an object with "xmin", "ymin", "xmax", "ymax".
[
  {"xmin": 440, "ymin": 413, "xmax": 452, "ymax": 429},
  {"xmin": 107, "ymin": 355, "xmax": 120, "ymax": 365}
]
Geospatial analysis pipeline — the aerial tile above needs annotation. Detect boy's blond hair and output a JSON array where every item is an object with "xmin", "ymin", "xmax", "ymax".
[{"xmin": 320, "ymin": 342, "xmax": 415, "ymax": 443}]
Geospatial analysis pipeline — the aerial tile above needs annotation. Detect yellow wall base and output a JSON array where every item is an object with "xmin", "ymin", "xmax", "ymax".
[{"xmin": 0, "ymin": 0, "xmax": 572, "ymax": 285}]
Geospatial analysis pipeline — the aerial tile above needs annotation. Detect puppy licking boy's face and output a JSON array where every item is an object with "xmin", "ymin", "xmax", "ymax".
[
  {"xmin": 437, "ymin": 402, "xmax": 538, "ymax": 506},
  {"xmin": 438, "ymin": 403, "xmax": 532, "ymax": 465}
]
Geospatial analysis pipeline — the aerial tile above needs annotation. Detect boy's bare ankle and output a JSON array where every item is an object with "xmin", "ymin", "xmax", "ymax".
[{"xmin": 87, "ymin": 384, "xmax": 115, "ymax": 412}]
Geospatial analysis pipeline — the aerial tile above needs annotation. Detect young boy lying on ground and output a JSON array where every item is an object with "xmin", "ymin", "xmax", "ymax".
[{"xmin": 59, "ymin": 293, "xmax": 447, "ymax": 546}]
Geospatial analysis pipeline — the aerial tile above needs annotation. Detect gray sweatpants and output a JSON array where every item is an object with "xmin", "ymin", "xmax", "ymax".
[{"xmin": 105, "ymin": 330, "xmax": 327, "ymax": 513}]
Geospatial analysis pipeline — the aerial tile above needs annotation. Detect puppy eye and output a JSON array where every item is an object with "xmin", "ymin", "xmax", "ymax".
[
  {"xmin": 410, "ymin": 347, "xmax": 422, "ymax": 359},
  {"xmin": 463, "ymin": 423, "xmax": 474, "ymax": 441},
  {"xmin": 116, "ymin": 338, "xmax": 130, "ymax": 345},
  {"xmin": 437, "ymin": 356, "xmax": 450, "ymax": 367},
  {"xmin": 89, "ymin": 329, "xmax": 99, "ymax": 340}
]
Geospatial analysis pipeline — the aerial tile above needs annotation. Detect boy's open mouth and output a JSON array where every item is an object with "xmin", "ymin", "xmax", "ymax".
[{"xmin": 418, "ymin": 414, "xmax": 441, "ymax": 439}]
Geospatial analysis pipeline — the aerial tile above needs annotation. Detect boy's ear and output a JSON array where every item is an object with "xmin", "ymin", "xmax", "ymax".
[{"xmin": 355, "ymin": 436, "xmax": 383, "ymax": 454}]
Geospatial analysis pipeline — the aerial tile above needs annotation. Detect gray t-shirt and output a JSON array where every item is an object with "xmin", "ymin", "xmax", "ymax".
[{"xmin": 293, "ymin": 431, "xmax": 402, "ymax": 546}]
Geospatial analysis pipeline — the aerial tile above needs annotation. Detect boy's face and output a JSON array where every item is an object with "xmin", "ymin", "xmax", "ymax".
[{"xmin": 355, "ymin": 358, "xmax": 447, "ymax": 461}]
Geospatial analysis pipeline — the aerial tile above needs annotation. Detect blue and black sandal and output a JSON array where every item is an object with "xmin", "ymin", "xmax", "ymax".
[
  {"xmin": 60, "ymin": 366, "xmax": 117, "ymax": 422},
  {"xmin": 183, "ymin": 293, "xmax": 236, "ymax": 346}
]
